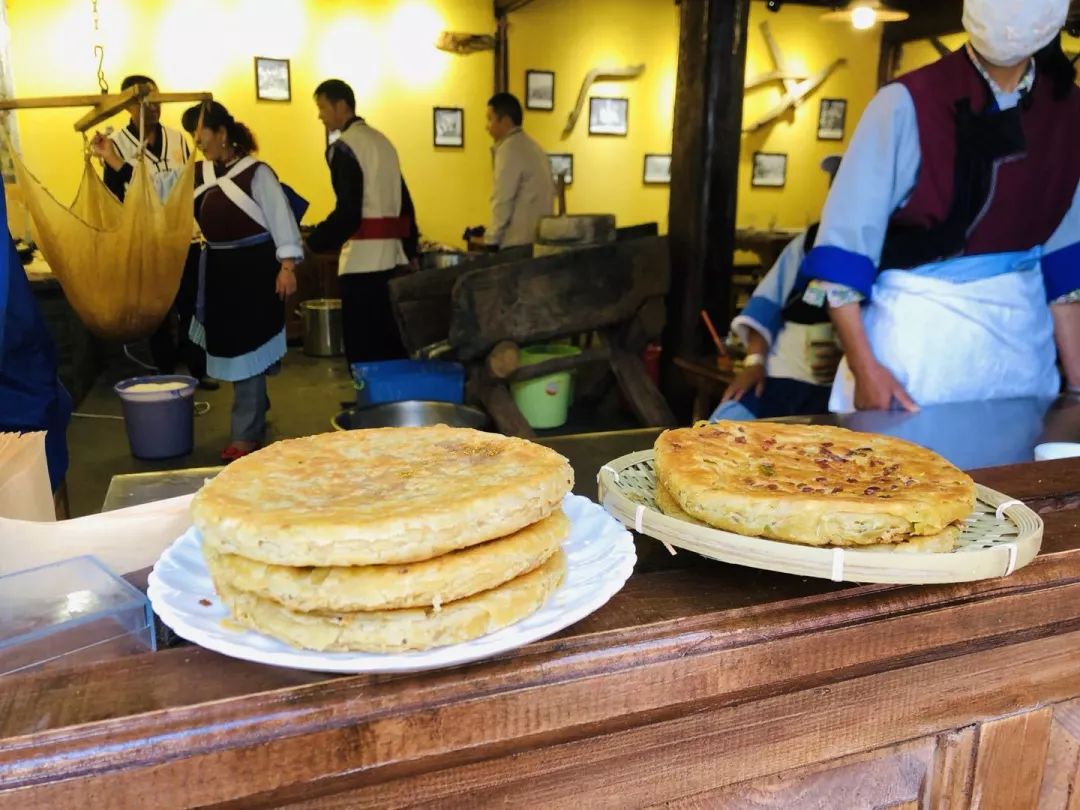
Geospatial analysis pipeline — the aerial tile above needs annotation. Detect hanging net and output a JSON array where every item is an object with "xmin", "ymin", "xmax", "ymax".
[{"xmin": 11, "ymin": 146, "xmax": 195, "ymax": 342}]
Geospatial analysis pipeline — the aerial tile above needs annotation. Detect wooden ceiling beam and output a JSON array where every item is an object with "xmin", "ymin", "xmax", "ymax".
[{"xmin": 494, "ymin": 0, "xmax": 536, "ymax": 16}]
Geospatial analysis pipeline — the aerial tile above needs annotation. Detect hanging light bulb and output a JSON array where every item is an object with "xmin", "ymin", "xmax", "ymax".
[
  {"xmin": 821, "ymin": 1, "xmax": 909, "ymax": 29},
  {"xmin": 850, "ymin": 6, "xmax": 877, "ymax": 29}
]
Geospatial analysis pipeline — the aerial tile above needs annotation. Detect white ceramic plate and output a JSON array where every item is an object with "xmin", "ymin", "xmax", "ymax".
[{"xmin": 147, "ymin": 495, "xmax": 635, "ymax": 673}]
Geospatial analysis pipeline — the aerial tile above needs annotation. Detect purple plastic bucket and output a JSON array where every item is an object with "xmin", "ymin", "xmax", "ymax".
[{"xmin": 114, "ymin": 375, "xmax": 198, "ymax": 459}]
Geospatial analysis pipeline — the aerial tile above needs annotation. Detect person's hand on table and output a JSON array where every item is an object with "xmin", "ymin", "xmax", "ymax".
[
  {"xmin": 852, "ymin": 359, "xmax": 918, "ymax": 412},
  {"xmin": 722, "ymin": 363, "xmax": 766, "ymax": 403}
]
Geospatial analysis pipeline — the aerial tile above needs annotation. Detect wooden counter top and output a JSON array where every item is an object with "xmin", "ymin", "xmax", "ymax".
[{"xmin": 2, "ymin": 450, "xmax": 1080, "ymax": 806}]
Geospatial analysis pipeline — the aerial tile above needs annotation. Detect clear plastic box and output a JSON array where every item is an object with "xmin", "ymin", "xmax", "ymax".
[{"xmin": 0, "ymin": 555, "xmax": 156, "ymax": 677}]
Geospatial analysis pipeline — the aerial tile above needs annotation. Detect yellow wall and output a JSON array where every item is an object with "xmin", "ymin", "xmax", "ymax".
[
  {"xmin": 737, "ymin": 2, "xmax": 881, "ymax": 230},
  {"xmin": 505, "ymin": 0, "xmax": 679, "ymax": 234},
  {"xmin": 6, "ymin": 0, "xmax": 497, "ymax": 247}
]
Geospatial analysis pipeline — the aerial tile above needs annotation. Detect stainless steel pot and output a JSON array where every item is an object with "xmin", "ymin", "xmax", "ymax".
[
  {"xmin": 332, "ymin": 400, "xmax": 489, "ymax": 431},
  {"xmin": 301, "ymin": 298, "xmax": 344, "ymax": 357},
  {"xmin": 421, "ymin": 251, "xmax": 466, "ymax": 270}
]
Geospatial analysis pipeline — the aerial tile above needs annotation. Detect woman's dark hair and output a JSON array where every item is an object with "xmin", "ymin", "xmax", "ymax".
[
  {"xmin": 1034, "ymin": 34, "xmax": 1076, "ymax": 101},
  {"xmin": 181, "ymin": 100, "xmax": 258, "ymax": 155}
]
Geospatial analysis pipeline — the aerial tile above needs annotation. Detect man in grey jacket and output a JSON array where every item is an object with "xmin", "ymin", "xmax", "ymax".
[{"xmin": 484, "ymin": 93, "xmax": 554, "ymax": 249}]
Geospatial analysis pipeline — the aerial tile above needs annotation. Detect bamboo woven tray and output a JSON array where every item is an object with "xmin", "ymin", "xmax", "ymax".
[{"xmin": 597, "ymin": 451, "xmax": 1043, "ymax": 584}]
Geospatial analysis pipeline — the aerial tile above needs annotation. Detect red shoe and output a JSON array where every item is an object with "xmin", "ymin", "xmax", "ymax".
[{"xmin": 221, "ymin": 443, "xmax": 259, "ymax": 462}]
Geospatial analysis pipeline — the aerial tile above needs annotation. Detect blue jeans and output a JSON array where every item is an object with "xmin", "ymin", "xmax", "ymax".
[{"xmin": 231, "ymin": 374, "xmax": 267, "ymax": 443}]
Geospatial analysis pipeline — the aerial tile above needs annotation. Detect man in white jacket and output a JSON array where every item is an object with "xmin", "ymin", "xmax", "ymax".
[
  {"xmin": 308, "ymin": 79, "xmax": 419, "ymax": 365},
  {"xmin": 484, "ymin": 93, "xmax": 554, "ymax": 249}
]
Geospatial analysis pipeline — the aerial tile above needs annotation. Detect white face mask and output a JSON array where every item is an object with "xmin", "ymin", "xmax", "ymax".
[{"xmin": 962, "ymin": 0, "xmax": 1068, "ymax": 67}]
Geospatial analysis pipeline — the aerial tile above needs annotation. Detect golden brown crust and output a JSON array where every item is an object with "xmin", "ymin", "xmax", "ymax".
[
  {"xmin": 654, "ymin": 421, "xmax": 975, "ymax": 546},
  {"xmin": 192, "ymin": 426, "xmax": 574, "ymax": 566},
  {"xmin": 655, "ymin": 480, "xmax": 958, "ymax": 552},
  {"xmin": 216, "ymin": 551, "xmax": 567, "ymax": 652},
  {"xmin": 205, "ymin": 511, "xmax": 569, "ymax": 611}
]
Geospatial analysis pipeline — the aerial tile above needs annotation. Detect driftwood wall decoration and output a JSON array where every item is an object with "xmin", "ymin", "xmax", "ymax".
[
  {"xmin": 742, "ymin": 21, "xmax": 845, "ymax": 134},
  {"xmin": 562, "ymin": 64, "xmax": 645, "ymax": 137},
  {"xmin": 435, "ymin": 32, "xmax": 497, "ymax": 54}
]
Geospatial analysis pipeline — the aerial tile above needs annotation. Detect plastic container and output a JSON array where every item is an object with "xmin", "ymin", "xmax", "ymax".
[
  {"xmin": 511, "ymin": 344, "xmax": 582, "ymax": 429},
  {"xmin": 351, "ymin": 360, "xmax": 465, "ymax": 407},
  {"xmin": 0, "ymin": 556, "xmax": 156, "ymax": 677},
  {"xmin": 301, "ymin": 298, "xmax": 344, "ymax": 357},
  {"xmin": 114, "ymin": 375, "xmax": 197, "ymax": 459}
]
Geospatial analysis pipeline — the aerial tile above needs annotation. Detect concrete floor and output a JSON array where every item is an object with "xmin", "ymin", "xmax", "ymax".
[
  {"xmin": 66, "ymin": 348, "xmax": 355, "ymax": 518},
  {"xmin": 66, "ymin": 347, "xmax": 637, "ymax": 518}
]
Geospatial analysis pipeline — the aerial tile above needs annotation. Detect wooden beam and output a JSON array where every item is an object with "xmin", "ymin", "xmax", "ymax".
[
  {"xmin": 664, "ymin": 0, "xmax": 751, "ymax": 418},
  {"xmin": 494, "ymin": 0, "xmax": 536, "ymax": 13},
  {"xmin": 882, "ymin": 0, "xmax": 963, "ymax": 44},
  {"xmin": 0, "ymin": 85, "xmax": 212, "ymax": 132}
]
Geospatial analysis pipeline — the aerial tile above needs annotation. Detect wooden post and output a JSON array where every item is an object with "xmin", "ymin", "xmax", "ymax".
[
  {"xmin": 494, "ymin": 14, "xmax": 509, "ymax": 94},
  {"xmin": 664, "ymin": 0, "xmax": 751, "ymax": 417}
]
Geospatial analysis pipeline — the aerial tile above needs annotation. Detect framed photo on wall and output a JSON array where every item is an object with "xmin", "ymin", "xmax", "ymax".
[
  {"xmin": 751, "ymin": 152, "xmax": 787, "ymax": 188},
  {"xmin": 643, "ymin": 154, "xmax": 671, "ymax": 185},
  {"xmin": 588, "ymin": 97, "xmax": 628, "ymax": 136},
  {"xmin": 526, "ymin": 70, "xmax": 555, "ymax": 111},
  {"xmin": 433, "ymin": 107, "xmax": 464, "ymax": 147},
  {"xmin": 254, "ymin": 57, "xmax": 291, "ymax": 102},
  {"xmin": 548, "ymin": 153, "xmax": 573, "ymax": 185},
  {"xmin": 817, "ymin": 98, "xmax": 847, "ymax": 141}
]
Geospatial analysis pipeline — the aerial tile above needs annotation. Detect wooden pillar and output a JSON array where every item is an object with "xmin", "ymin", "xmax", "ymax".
[
  {"xmin": 663, "ymin": 0, "xmax": 751, "ymax": 416},
  {"xmin": 494, "ymin": 14, "xmax": 510, "ymax": 94}
]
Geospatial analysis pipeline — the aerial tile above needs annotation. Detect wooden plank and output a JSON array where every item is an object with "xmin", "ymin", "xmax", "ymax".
[
  {"xmin": 507, "ymin": 347, "xmax": 609, "ymax": 383},
  {"xmin": 928, "ymin": 726, "xmax": 978, "ymax": 808},
  {"xmin": 448, "ymin": 237, "xmax": 669, "ymax": 361},
  {"xmin": 1038, "ymin": 699, "xmax": 1080, "ymax": 810},
  {"xmin": 73, "ymin": 88, "xmax": 210, "ymax": 132},
  {"xmin": 474, "ymin": 376, "xmax": 534, "ymax": 438},
  {"xmin": 662, "ymin": 737, "xmax": 936, "ymax": 809},
  {"xmin": 608, "ymin": 342, "xmax": 676, "ymax": 428},
  {"xmin": 261, "ymin": 632, "xmax": 1080, "ymax": 809},
  {"xmin": 970, "ymin": 709, "xmax": 1054, "ymax": 810}
]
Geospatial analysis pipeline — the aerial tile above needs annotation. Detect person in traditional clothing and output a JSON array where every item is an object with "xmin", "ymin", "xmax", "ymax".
[
  {"xmin": 713, "ymin": 157, "xmax": 843, "ymax": 421},
  {"xmin": 182, "ymin": 101, "xmax": 301, "ymax": 461},
  {"xmin": 307, "ymin": 79, "xmax": 419, "ymax": 366},
  {"xmin": 0, "ymin": 176, "xmax": 72, "ymax": 497},
  {"xmin": 798, "ymin": 0, "xmax": 1079, "ymax": 412},
  {"xmin": 484, "ymin": 92, "xmax": 554, "ymax": 250},
  {"xmin": 89, "ymin": 74, "xmax": 214, "ymax": 390}
]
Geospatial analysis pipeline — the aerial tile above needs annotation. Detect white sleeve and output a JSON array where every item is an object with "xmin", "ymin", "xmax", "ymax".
[{"xmin": 250, "ymin": 165, "xmax": 304, "ymax": 262}]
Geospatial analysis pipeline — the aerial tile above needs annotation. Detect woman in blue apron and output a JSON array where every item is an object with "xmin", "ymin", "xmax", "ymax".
[
  {"xmin": 798, "ymin": 0, "xmax": 1079, "ymax": 412},
  {"xmin": 183, "ymin": 102, "xmax": 303, "ymax": 461},
  {"xmin": 0, "ymin": 177, "xmax": 72, "ymax": 492}
]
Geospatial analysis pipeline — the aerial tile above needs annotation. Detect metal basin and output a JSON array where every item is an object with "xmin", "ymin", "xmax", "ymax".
[
  {"xmin": 332, "ymin": 400, "xmax": 490, "ymax": 431},
  {"xmin": 421, "ymin": 251, "xmax": 465, "ymax": 270}
]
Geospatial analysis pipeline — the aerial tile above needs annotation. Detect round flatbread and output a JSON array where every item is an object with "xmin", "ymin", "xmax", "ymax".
[
  {"xmin": 654, "ymin": 421, "xmax": 975, "ymax": 547},
  {"xmin": 193, "ymin": 426, "xmax": 574, "ymax": 566},
  {"xmin": 655, "ymin": 480, "xmax": 958, "ymax": 553},
  {"xmin": 205, "ymin": 510, "xmax": 569, "ymax": 611},
  {"xmin": 216, "ymin": 551, "xmax": 567, "ymax": 653}
]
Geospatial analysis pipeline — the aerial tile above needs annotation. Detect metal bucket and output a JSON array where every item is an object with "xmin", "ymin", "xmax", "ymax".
[
  {"xmin": 301, "ymin": 298, "xmax": 344, "ymax": 357},
  {"xmin": 332, "ymin": 401, "xmax": 489, "ymax": 431}
]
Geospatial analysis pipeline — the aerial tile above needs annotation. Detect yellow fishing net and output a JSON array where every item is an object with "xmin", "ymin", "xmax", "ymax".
[{"xmin": 11, "ymin": 148, "xmax": 195, "ymax": 342}]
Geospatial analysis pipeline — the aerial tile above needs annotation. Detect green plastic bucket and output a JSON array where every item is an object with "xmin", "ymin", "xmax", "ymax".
[{"xmin": 511, "ymin": 344, "xmax": 582, "ymax": 429}]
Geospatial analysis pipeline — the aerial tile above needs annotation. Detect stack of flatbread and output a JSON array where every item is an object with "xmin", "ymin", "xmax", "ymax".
[
  {"xmin": 653, "ymin": 421, "xmax": 976, "ymax": 552},
  {"xmin": 191, "ymin": 426, "xmax": 574, "ymax": 652}
]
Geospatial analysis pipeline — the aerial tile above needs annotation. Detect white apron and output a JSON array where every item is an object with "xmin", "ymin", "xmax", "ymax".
[{"xmin": 830, "ymin": 267, "xmax": 1059, "ymax": 412}]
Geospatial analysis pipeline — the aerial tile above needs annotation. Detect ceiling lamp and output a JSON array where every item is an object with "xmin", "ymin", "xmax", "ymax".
[{"xmin": 821, "ymin": 1, "xmax": 909, "ymax": 30}]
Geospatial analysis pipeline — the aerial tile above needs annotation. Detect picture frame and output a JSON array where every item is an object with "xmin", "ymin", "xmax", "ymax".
[
  {"xmin": 643, "ymin": 153, "xmax": 671, "ymax": 185},
  {"xmin": 588, "ymin": 97, "xmax": 629, "ymax": 136},
  {"xmin": 526, "ymin": 70, "xmax": 555, "ymax": 111},
  {"xmin": 433, "ymin": 107, "xmax": 464, "ymax": 148},
  {"xmin": 548, "ymin": 153, "xmax": 573, "ymax": 185},
  {"xmin": 254, "ymin": 57, "xmax": 291, "ymax": 102},
  {"xmin": 817, "ymin": 98, "xmax": 847, "ymax": 141},
  {"xmin": 751, "ymin": 151, "xmax": 787, "ymax": 188}
]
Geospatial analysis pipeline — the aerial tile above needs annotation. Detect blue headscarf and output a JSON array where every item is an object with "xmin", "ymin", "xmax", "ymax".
[{"xmin": 0, "ymin": 175, "xmax": 72, "ymax": 491}]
